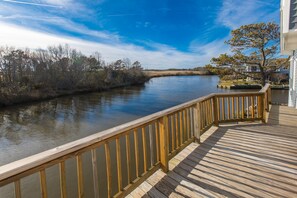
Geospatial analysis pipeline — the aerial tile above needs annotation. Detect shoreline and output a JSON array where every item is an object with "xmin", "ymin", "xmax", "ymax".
[
  {"xmin": 217, "ymin": 84, "xmax": 289, "ymax": 90},
  {"xmin": 0, "ymin": 73, "xmax": 214, "ymax": 108},
  {"xmin": 144, "ymin": 70, "xmax": 213, "ymax": 78},
  {"xmin": 0, "ymin": 81, "xmax": 147, "ymax": 108},
  {"xmin": 217, "ymin": 79, "xmax": 289, "ymax": 90}
]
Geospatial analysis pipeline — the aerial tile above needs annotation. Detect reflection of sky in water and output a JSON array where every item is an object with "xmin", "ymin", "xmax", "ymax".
[{"xmin": 0, "ymin": 76, "xmax": 288, "ymax": 165}]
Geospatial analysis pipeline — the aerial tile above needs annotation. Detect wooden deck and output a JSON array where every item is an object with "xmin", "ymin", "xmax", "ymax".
[{"xmin": 129, "ymin": 105, "xmax": 297, "ymax": 198}]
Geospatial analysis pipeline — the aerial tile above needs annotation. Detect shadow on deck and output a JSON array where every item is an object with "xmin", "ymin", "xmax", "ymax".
[{"xmin": 129, "ymin": 105, "xmax": 297, "ymax": 198}]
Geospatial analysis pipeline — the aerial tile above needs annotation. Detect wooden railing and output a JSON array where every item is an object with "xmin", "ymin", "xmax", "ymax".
[{"xmin": 0, "ymin": 84, "xmax": 271, "ymax": 198}]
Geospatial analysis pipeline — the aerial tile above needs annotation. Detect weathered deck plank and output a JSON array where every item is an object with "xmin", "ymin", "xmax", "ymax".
[{"xmin": 129, "ymin": 105, "xmax": 297, "ymax": 198}]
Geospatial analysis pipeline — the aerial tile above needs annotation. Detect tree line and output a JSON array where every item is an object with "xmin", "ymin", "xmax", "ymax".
[{"xmin": 0, "ymin": 45, "xmax": 147, "ymax": 106}]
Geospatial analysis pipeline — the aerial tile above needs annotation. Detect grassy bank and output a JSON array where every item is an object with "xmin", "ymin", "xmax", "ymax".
[
  {"xmin": 218, "ymin": 79, "xmax": 289, "ymax": 89},
  {"xmin": 144, "ymin": 70, "xmax": 212, "ymax": 78},
  {"xmin": 0, "ymin": 81, "xmax": 147, "ymax": 107}
]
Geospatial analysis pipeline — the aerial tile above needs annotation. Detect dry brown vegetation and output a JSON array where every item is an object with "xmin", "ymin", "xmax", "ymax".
[{"xmin": 145, "ymin": 69, "xmax": 211, "ymax": 78}]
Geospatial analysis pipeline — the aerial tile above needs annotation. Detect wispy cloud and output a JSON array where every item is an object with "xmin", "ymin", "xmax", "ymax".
[
  {"xmin": 107, "ymin": 13, "xmax": 141, "ymax": 17},
  {"xmin": 217, "ymin": 0, "xmax": 279, "ymax": 29},
  {"xmin": 42, "ymin": 0, "xmax": 72, "ymax": 6},
  {"xmin": 2, "ymin": 0, "xmax": 62, "ymax": 8},
  {"xmin": 0, "ymin": 14, "xmax": 120, "ymax": 42}
]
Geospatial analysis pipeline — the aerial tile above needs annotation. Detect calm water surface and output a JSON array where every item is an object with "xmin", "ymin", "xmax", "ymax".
[{"xmin": 0, "ymin": 76, "xmax": 287, "ymax": 165}]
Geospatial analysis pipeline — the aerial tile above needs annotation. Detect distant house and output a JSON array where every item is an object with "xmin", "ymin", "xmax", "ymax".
[
  {"xmin": 281, "ymin": 0, "xmax": 297, "ymax": 108},
  {"xmin": 234, "ymin": 65, "xmax": 246, "ymax": 73},
  {"xmin": 243, "ymin": 64, "xmax": 289, "ymax": 83},
  {"xmin": 245, "ymin": 64, "xmax": 260, "ymax": 72}
]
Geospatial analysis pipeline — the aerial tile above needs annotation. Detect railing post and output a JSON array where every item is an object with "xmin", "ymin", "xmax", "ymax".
[
  {"xmin": 193, "ymin": 103, "xmax": 201, "ymax": 143},
  {"xmin": 158, "ymin": 116, "xmax": 169, "ymax": 173},
  {"xmin": 213, "ymin": 96, "xmax": 219, "ymax": 126},
  {"xmin": 262, "ymin": 93, "xmax": 267, "ymax": 123},
  {"xmin": 267, "ymin": 87, "xmax": 271, "ymax": 112},
  {"xmin": 265, "ymin": 91, "xmax": 269, "ymax": 112}
]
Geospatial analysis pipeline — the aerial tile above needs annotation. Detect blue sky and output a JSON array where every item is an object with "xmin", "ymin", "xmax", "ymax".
[{"xmin": 0, "ymin": 0, "xmax": 279, "ymax": 69}]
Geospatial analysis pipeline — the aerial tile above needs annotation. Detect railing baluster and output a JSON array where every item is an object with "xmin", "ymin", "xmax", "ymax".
[
  {"xmin": 183, "ymin": 110, "xmax": 187, "ymax": 141},
  {"xmin": 209, "ymin": 98, "xmax": 214, "ymax": 123},
  {"xmin": 133, "ymin": 129, "xmax": 139, "ymax": 177},
  {"xmin": 59, "ymin": 162, "xmax": 67, "ymax": 198},
  {"xmin": 171, "ymin": 115, "xmax": 175, "ymax": 152},
  {"xmin": 222, "ymin": 98, "xmax": 225, "ymax": 121},
  {"xmin": 257, "ymin": 96, "xmax": 261, "ymax": 118},
  {"xmin": 200, "ymin": 103, "xmax": 203, "ymax": 129},
  {"xmin": 105, "ymin": 143, "xmax": 112, "ymax": 198},
  {"xmin": 194, "ymin": 103, "xmax": 201, "ymax": 143},
  {"xmin": 206, "ymin": 100, "xmax": 209, "ymax": 124},
  {"xmin": 125, "ymin": 134, "xmax": 131, "ymax": 183},
  {"xmin": 266, "ymin": 90, "xmax": 269, "ymax": 112},
  {"xmin": 262, "ymin": 93, "xmax": 267, "ymax": 123},
  {"xmin": 201, "ymin": 102, "xmax": 205, "ymax": 129},
  {"xmin": 205, "ymin": 100, "xmax": 209, "ymax": 127},
  {"xmin": 227, "ymin": 97, "xmax": 230, "ymax": 120},
  {"xmin": 268, "ymin": 88, "xmax": 270, "ymax": 108},
  {"xmin": 236, "ymin": 97, "xmax": 239, "ymax": 119},
  {"xmin": 14, "ymin": 180, "xmax": 21, "ymax": 198},
  {"xmin": 179, "ymin": 111, "xmax": 183, "ymax": 145},
  {"xmin": 39, "ymin": 170, "xmax": 47, "ymax": 198},
  {"xmin": 91, "ymin": 149, "xmax": 99, "ymax": 198},
  {"xmin": 175, "ymin": 114, "xmax": 179, "ymax": 149},
  {"xmin": 251, "ymin": 96, "xmax": 255, "ymax": 119},
  {"xmin": 149, "ymin": 125, "xmax": 154, "ymax": 168},
  {"xmin": 189, "ymin": 108, "xmax": 193, "ymax": 138},
  {"xmin": 213, "ymin": 96, "xmax": 219, "ymax": 126},
  {"xmin": 76, "ymin": 155, "xmax": 84, "ymax": 198},
  {"xmin": 209, "ymin": 99, "xmax": 212, "ymax": 123},
  {"xmin": 199, "ymin": 103, "xmax": 203, "ymax": 130},
  {"xmin": 116, "ymin": 137, "xmax": 122, "ymax": 192},
  {"xmin": 203, "ymin": 102, "xmax": 206, "ymax": 128},
  {"xmin": 205, "ymin": 102, "xmax": 208, "ymax": 128},
  {"xmin": 217, "ymin": 97, "xmax": 221, "ymax": 121},
  {"xmin": 241, "ymin": 96, "xmax": 245, "ymax": 119},
  {"xmin": 207, "ymin": 100, "xmax": 210, "ymax": 125},
  {"xmin": 232, "ymin": 97, "xmax": 235, "ymax": 119},
  {"xmin": 246, "ymin": 96, "xmax": 250, "ymax": 118},
  {"xmin": 155, "ymin": 122, "xmax": 160, "ymax": 163},
  {"xmin": 186, "ymin": 108, "xmax": 190, "ymax": 140},
  {"xmin": 142, "ymin": 127, "xmax": 147, "ymax": 172}
]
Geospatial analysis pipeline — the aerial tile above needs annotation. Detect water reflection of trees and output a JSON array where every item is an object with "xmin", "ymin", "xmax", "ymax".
[{"xmin": 0, "ymin": 85, "xmax": 145, "ymax": 145}]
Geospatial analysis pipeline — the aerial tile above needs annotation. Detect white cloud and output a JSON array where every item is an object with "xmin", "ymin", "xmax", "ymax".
[
  {"xmin": 42, "ymin": 0, "xmax": 72, "ymax": 6},
  {"xmin": 2, "ymin": 0, "xmax": 62, "ymax": 8},
  {"xmin": 0, "ymin": 22, "xmax": 223, "ymax": 69},
  {"xmin": 190, "ymin": 38, "xmax": 229, "ymax": 56},
  {"xmin": 0, "ymin": 15, "xmax": 120, "ymax": 42},
  {"xmin": 217, "ymin": 0, "xmax": 279, "ymax": 29}
]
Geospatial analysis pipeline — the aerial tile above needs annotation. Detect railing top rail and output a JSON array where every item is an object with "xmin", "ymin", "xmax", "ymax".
[
  {"xmin": 0, "ymin": 94, "xmax": 211, "ymax": 181},
  {"xmin": 0, "ymin": 84, "xmax": 270, "ymax": 183},
  {"xmin": 215, "ymin": 92, "xmax": 263, "ymax": 97},
  {"xmin": 259, "ymin": 83, "xmax": 270, "ymax": 93}
]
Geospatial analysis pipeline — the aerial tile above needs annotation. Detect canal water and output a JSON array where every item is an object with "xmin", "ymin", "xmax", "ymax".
[{"xmin": 0, "ymin": 76, "xmax": 288, "ymax": 197}]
